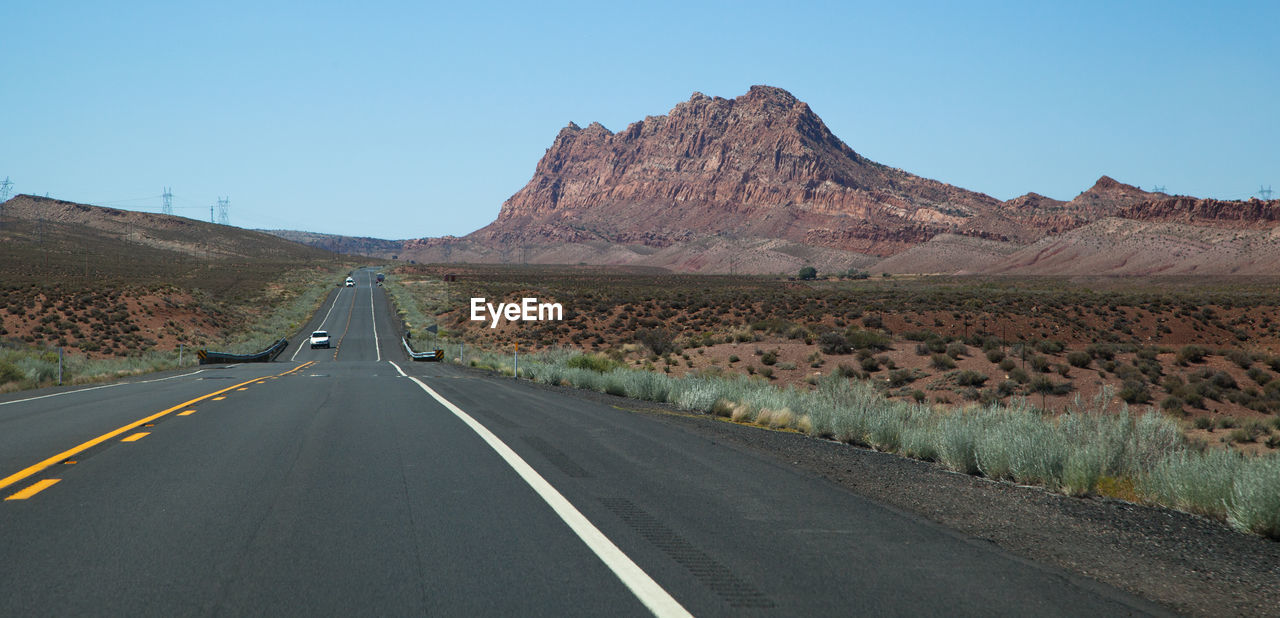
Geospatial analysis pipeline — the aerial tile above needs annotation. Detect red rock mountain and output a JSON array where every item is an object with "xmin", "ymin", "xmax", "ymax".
[{"xmin": 470, "ymin": 85, "xmax": 1002, "ymax": 257}]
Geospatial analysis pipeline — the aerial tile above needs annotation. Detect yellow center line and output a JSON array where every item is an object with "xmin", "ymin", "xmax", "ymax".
[
  {"xmin": 0, "ymin": 361, "xmax": 315, "ymax": 492},
  {"xmin": 177, "ymin": 409, "xmax": 196, "ymax": 416},
  {"xmin": 236, "ymin": 388, "xmax": 248, "ymax": 391},
  {"xmin": 6, "ymin": 479, "xmax": 60, "ymax": 501},
  {"xmin": 121, "ymin": 432, "xmax": 149, "ymax": 442},
  {"xmin": 212, "ymin": 396, "xmax": 226, "ymax": 401},
  {"xmin": 333, "ymin": 287, "xmax": 357, "ymax": 361}
]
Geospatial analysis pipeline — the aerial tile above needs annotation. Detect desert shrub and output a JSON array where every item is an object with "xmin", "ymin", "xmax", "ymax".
[
  {"xmin": 565, "ymin": 353, "xmax": 623, "ymax": 373},
  {"xmin": 901, "ymin": 330, "xmax": 938, "ymax": 342},
  {"xmin": 887, "ymin": 369, "xmax": 917, "ymax": 387},
  {"xmin": 0, "ymin": 360, "xmax": 24, "ymax": 384},
  {"xmin": 1035, "ymin": 339, "xmax": 1065, "ymax": 354},
  {"xmin": 931, "ymin": 354, "xmax": 956, "ymax": 370},
  {"xmin": 1118, "ymin": 380, "xmax": 1151, "ymax": 404},
  {"xmin": 635, "ymin": 328, "xmax": 676, "ymax": 356},
  {"xmin": 818, "ymin": 331, "xmax": 852, "ymax": 355},
  {"xmin": 760, "ymin": 351, "xmax": 778, "ymax": 366},
  {"xmin": 1067, "ymin": 350, "xmax": 1092, "ymax": 368},
  {"xmin": 1087, "ymin": 343, "xmax": 1116, "ymax": 361},
  {"xmin": 986, "ymin": 349, "xmax": 1005, "ymax": 363},
  {"xmin": 1225, "ymin": 349, "xmax": 1253, "ymax": 369},
  {"xmin": 859, "ymin": 357, "xmax": 880, "ymax": 372},
  {"xmin": 847, "ymin": 330, "xmax": 892, "ymax": 351},
  {"xmin": 999, "ymin": 358, "xmax": 1016, "ymax": 371},
  {"xmin": 955, "ymin": 370, "xmax": 987, "ymax": 387},
  {"xmin": 1008, "ymin": 367, "xmax": 1029, "ymax": 384},
  {"xmin": 1177, "ymin": 345, "xmax": 1209, "ymax": 365},
  {"xmin": 1210, "ymin": 370, "xmax": 1237, "ymax": 390},
  {"xmin": 1227, "ymin": 455, "xmax": 1280, "ymax": 539},
  {"xmin": 1160, "ymin": 396, "xmax": 1185, "ymax": 414},
  {"xmin": 945, "ymin": 342, "xmax": 968, "ymax": 359},
  {"xmin": 1142, "ymin": 449, "xmax": 1244, "ymax": 518},
  {"xmin": 1028, "ymin": 355, "xmax": 1050, "ymax": 373}
]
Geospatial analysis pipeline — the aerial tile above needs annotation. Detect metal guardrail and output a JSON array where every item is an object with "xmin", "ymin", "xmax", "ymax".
[
  {"xmin": 402, "ymin": 338, "xmax": 443, "ymax": 362},
  {"xmin": 197, "ymin": 337, "xmax": 289, "ymax": 365}
]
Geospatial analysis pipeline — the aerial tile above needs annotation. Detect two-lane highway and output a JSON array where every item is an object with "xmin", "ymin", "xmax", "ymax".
[{"xmin": 0, "ymin": 269, "xmax": 1168, "ymax": 615}]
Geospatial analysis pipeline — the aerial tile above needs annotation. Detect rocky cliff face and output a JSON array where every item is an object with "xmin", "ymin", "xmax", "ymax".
[
  {"xmin": 470, "ymin": 85, "xmax": 1001, "ymax": 257},
  {"xmin": 1118, "ymin": 197, "xmax": 1280, "ymax": 228},
  {"xmin": 990, "ymin": 177, "xmax": 1167, "ymax": 236}
]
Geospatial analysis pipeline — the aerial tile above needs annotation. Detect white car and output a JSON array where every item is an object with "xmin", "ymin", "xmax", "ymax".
[
  {"xmin": 309, "ymin": 330, "xmax": 330, "ymax": 349},
  {"xmin": 345, "ymin": 277, "xmax": 355, "ymax": 287}
]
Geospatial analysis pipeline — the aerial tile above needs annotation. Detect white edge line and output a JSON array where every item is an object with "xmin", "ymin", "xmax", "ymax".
[
  {"xmin": 389, "ymin": 360, "xmax": 408, "ymax": 377},
  {"xmin": 369, "ymin": 271, "xmax": 381, "ymax": 362},
  {"xmin": 404, "ymin": 375, "xmax": 692, "ymax": 618},
  {"xmin": 292, "ymin": 284, "xmax": 345, "ymax": 362},
  {"xmin": 0, "ymin": 369, "xmax": 205, "ymax": 407}
]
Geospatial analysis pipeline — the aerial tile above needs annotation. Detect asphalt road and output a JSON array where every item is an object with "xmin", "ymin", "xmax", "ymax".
[{"xmin": 0, "ymin": 268, "xmax": 1169, "ymax": 616}]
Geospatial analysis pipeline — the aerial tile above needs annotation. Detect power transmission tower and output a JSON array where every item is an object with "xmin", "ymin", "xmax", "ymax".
[
  {"xmin": 0, "ymin": 176, "xmax": 10, "ymax": 232},
  {"xmin": 1151, "ymin": 185, "xmax": 1166, "ymax": 193},
  {"xmin": 1259, "ymin": 185, "xmax": 1274, "ymax": 200},
  {"xmin": 162, "ymin": 187, "xmax": 173, "ymax": 215},
  {"xmin": 216, "ymin": 196, "xmax": 230, "ymax": 226}
]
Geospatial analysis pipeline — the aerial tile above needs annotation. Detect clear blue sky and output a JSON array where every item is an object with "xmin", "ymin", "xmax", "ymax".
[{"xmin": 3, "ymin": 1, "xmax": 1277, "ymax": 239}]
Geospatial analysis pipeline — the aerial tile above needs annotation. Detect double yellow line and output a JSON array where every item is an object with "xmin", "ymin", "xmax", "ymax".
[{"xmin": 0, "ymin": 361, "xmax": 315, "ymax": 496}]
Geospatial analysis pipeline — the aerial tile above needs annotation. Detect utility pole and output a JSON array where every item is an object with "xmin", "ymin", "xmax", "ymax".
[
  {"xmin": 162, "ymin": 187, "xmax": 173, "ymax": 215},
  {"xmin": 216, "ymin": 196, "xmax": 230, "ymax": 226},
  {"xmin": 210, "ymin": 204, "xmax": 215, "ymax": 224},
  {"xmin": 1260, "ymin": 185, "xmax": 1274, "ymax": 200}
]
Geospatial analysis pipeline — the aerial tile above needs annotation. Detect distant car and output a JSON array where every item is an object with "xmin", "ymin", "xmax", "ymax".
[
  {"xmin": 309, "ymin": 330, "xmax": 330, "ymax": 349},
  {"xmin": 345, "ymin": 277, "xmax": 355, "ymax": 287},
  {"xmin": 376, "ymin": 273, "xmax": 385, "ymax": 283}
]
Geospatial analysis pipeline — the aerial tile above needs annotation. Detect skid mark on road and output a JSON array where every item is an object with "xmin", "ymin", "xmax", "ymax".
[{"xmin": 600, "ymin": 496, "xmax": 775, "ymax": 609}]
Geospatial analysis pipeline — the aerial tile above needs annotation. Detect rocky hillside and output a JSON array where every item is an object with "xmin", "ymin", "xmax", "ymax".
[
  {"xmin": 472, "ymin": 85, "xmax": 1004, "ymax": 257},
  {"xmin": 263, "ymin": 229, "xmax": 404, "ymax": 257}
]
